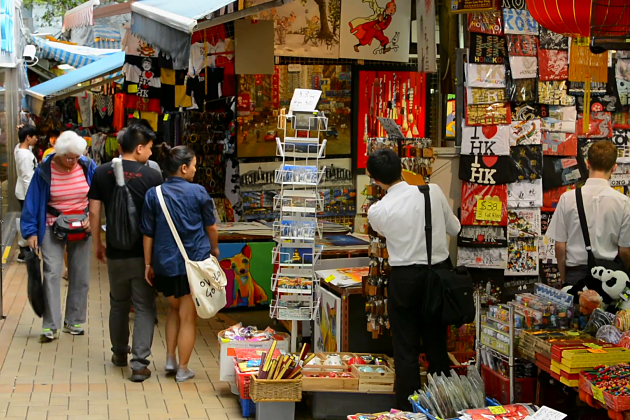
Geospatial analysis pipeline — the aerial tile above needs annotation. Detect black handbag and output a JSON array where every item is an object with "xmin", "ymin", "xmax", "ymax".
[
  {"xmin": 24, "ymin": 248, "xmax": 46, "ymax": 318},
  {"xmin": 418, "ymin": 186, "xmax": 476, "ymax": 327}
]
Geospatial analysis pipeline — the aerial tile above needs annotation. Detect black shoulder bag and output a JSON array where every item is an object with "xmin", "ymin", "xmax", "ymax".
[{"xmin": 418, "ymin": 185, "xmax": 476, "ymax": 327}]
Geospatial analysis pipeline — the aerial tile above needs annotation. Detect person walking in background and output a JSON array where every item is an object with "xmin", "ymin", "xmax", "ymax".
[
  {"xmin": 15, "ymin": 124, "xmax": 39, "ymax": 262},
  {"xmin": 42, "ymin": 130, "xmax": 60, "ymax": 161},
  {"xmin": 21, "ymin": 131, "xmax": 96, "ymax": 343},
  {"xmin": 366, "ymin": 148, "xmax": 460, "ymax": 411},
  {"xmin": 118, "ymin": 121, "xmax": 162, "ymax": 177},
  {"xmin": 141, "ymin": 145, "xmax": 219, "ymax": 382},
  {"xmin": 89, "ymin": 125, "xmax": 162, "ymax": 382}
]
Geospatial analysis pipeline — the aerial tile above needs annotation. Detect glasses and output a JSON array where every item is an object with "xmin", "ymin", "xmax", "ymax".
[{"xmin": 63, "ymin": 155, "xmax": 80, "ymax": 162}]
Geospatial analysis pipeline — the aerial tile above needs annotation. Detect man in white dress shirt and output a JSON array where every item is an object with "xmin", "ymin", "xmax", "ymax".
[
  {"xmin": 366, "ymin": 149, "xmax": 460, "ymax": 411},
  {"xmin": 547, "ymin": 141, "xmax": 630, "ymax": 285}
]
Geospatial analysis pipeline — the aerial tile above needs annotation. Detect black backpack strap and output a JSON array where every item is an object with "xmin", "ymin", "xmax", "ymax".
[
  {"xmin": 418, "ymin": 185, "xmax": 432, "ymax": 269},
  {"xmin": 576, "ymin": 188, "xmax": 595, "ymax": 267}
]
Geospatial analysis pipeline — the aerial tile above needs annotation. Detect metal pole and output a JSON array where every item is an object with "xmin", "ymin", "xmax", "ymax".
[
  {"xmin": 455, "ymin": 49, "xmax": 465, "ymax": 149},
  {"xmin": 475, "ymin": 292, "xmax": 481, "ymax": 373},
  {"xmin": 509, "ymin": 304, "xmax": 515, "ymax": 404}
]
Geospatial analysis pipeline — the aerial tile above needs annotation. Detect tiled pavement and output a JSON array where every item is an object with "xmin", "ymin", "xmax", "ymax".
[{"xmin": 0, "ymin": 251, "xmax": 271, "ymax": 420}]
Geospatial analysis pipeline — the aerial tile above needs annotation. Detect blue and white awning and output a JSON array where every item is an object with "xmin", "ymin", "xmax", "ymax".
[{"xmin": 32, "ymin": 36, "xmax": 120, "ymax": 68}]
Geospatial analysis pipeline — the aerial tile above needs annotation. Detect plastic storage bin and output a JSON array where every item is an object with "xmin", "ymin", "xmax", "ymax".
[{"xmin": 481, "ymin": 365, "xmax": 536, "ymax": 405}]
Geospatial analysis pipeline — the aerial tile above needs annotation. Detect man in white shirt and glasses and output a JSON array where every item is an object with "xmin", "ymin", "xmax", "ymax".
[
  {"xmin": 366, "ymin": 149, "xmax": 461, "ymax": 411},
  {"xmin": 547, "ymin": 140, "xmax": 630, "ymax": 286}
]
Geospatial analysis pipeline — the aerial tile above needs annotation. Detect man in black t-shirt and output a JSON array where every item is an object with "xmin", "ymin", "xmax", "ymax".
[{"xmin": 88, "ymin": 125, "xmax": 162, "ymax": 383}]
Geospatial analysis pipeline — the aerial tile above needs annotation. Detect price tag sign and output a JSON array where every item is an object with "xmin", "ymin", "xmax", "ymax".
[
  {"xmin": 325, "ymin": 275, "xmax": 335, "ymax": 283},
  {"xmin": 489, "ymin": 406, "xmax": 507, "ymax": 414},
  {"xmin": 476, "ymin": 199, "xmax": 503, "ymax": 222},
  {"xmin": 592, "ymin": 385, "xmax": 605, "ymax": 404},
  {"xmin": 127, "ymin": 84, "xmax": 138, "ymax": 93}
]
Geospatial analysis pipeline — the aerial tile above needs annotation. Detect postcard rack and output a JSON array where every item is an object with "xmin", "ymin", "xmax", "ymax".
[{"xmin": 269, "ymin": 106, "xmax": 329, "ymax": 352}]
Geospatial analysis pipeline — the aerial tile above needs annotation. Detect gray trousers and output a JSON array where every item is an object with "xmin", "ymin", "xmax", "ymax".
[
  {"xmin": 107, "ymin": 257, "xmax": 156, "ymax": 371},
  {"xmin": 41, "ymin": 227, "xmax": 92, "ymax": 330},
  {"xmin": 565, "ymin": 265, "xmax": 591, "ymax": 286}
]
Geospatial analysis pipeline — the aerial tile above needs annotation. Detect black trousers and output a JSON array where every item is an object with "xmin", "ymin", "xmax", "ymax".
[{"xmin": 389, "ymin": 262, "xmax": 452, "ymax": 411}]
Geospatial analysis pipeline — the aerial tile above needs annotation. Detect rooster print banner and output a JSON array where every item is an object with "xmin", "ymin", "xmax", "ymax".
[
  {"xmin": 339, "ymin": 0, "xmax": 411, "ymax": 62},
  {"xmin": 460, "ymin": 182, "xmax": 508, "ymax": 226},
  {"xmin": 461, "ymin": 125, "xmax": 510, "ymax": 155},
  {"xmin": 355, "ymin": 69, "xmax": 426, "ymax": 168}
]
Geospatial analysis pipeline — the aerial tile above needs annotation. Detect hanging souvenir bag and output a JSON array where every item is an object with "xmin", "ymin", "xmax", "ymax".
[
  {"xmin": 418, "ymin": 186, "xmax": 475, "ymax": 327},
  {"xmin": 156, "ymin": 186, "xmax": 227, "ymax": 319}
]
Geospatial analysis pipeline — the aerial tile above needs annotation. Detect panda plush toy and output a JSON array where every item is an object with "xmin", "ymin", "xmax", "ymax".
[{"xmin": 563, "ymin": 266, "xmax": 612, "ymax": 305}]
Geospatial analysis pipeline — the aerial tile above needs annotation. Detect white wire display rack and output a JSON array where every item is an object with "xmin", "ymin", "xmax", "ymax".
[{"xmin": 269, "ymin": 106, "xmax": 329, "ymax": 352}]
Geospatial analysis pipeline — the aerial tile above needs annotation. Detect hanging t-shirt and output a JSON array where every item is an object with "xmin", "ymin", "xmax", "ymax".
[
  {"xmin": 539, "ymin": 26, "xmax": 569, "ymax": 50},
  {"xmin": 542, "ymin": 132, "xmax": 578, "ymax": 156},
  {"xmin": 460, "ymin": 181, "xmax": 508, "ymax": 226},
  {"xmin": 576, "ymin": 112, "xmax": 614, "ymax": 138},
  {"xmin": 461, "ymin": 125, "xmax": 510, "ymax": 155},
  {"xmin": 542, "ymin": 156, "xmax": 586, "ymax": 189},
  {"xmin": 466, "ymin": 87, "xmax": 507, "ymax": 104},
  {"xmin": 509, "ymin": 119, "xmax": 542, "ymax": 145},
  {"xmin": 76, "ymin": 92, "xmax": 93, "ymax": 128},
  {"xmin": 186, "ymin": 66, "xmax": 225, "ymax": 108},
  {"xmin": 511, "ymin": 103, "xmax": 549, "ymax": 121},
  {"xmin": 466, "ymin": 103, "xmax": 511, "ymax": 126},
  {"xmin": 615, "ymin": 107, "xmax": 630, "ymax": 129},
  {"xmin": 467, "ymin": 10, "xmax": 503, "ymax": 35},
  {"xmin": 507, "ymin": 179, "xmax": 543, "ymax": 208},
  {"xmin": 468, "ymin": 34, "xmax": 507, "ymax": 64},
  {"xmin": 93, "ymin": 94, "xmax": 114, "ymax": 128},
  {"xmin": 123, "ymin": 30, "xmax": 161, "ymax": 103},
  {"xmin": 538, "ymin": 49, "xmax": 569, "ymax": 81},
  {"xmin": 123, "ymin": 95, "xmax": 161, "ymax": 114},
  {"xmin": 543, "ymin": 184, "xmax": 576, "ymax": 209},
  {"xmin": 511, "ymin": 145, "xmax": 543, "ymax": 180},
  {"xmin": 160, "ymin": 55, "xmax": 192, "ymax": 111},
  {"xmin": 506, "ymin": 34, "xmax": 537, "ymax": 56},
  {"xmin": 465, "ymin": 64, "xmax": 507, "ymax": 88},
  {"xmin": 508, "ymin": 78, "xmax": 537, "ymax": 102},
  {"xmin": 458, "ymin": 225, "xmax": 508, "ymax": 248},
  {"xmin": 113, "ymin": 93, "xmax": 125, "ymax": 132},
  {"xmin": 503, "ymin": 8, "xmax": 539, "ymax": 35},
  {"xmin": 509, "ymin": 56, "xmax": 538, "ymax": 79},
  {"xmin": 459, "ymin": 155, "xmax": 517, "ymax": 185},
  {"xmin": 538, "ymin": 81, "xmax": 575, "ymax": 106}
]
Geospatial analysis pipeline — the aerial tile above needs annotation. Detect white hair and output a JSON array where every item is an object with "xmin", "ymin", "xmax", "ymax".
[{"xmin": 55, "ymin": 131, "xmax": 87, "ymax": 156}]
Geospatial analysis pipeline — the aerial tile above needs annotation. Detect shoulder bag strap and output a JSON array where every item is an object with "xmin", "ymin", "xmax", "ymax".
[
  {"xmin": 575, "ymin": 187, "xmax": 595, "ymax": 266},
  {"xmin": 418, "ymin": 185, "xmax": 432, "ymax": 269},
  {"xmin": 156, "ymin": 186, "xmax": 190, "ymax": 262}
]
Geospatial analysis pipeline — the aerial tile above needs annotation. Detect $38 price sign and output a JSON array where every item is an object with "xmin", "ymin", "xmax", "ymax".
[{"xmin": 476, "ymin": 199, "xmax": 503, "ymax": 222}]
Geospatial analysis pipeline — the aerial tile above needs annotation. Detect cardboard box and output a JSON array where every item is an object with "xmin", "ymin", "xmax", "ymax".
[{"xmin": 218, "ymin": 330, "xmax": 290, "ymax": 382}]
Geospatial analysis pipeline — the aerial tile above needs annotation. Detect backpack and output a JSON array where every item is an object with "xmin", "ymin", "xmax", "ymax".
[{"xmin": 106, "ymin": 158, "xmax": 140, "ymax": 250}]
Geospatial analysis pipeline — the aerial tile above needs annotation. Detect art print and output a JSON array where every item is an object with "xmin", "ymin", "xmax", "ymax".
[
  {"xmin": 339, "ymin": 0, "xmax": 411, "ymax": 62},
  {"xmin": 467, "ymin": 10, "xmax": 503, "ymax": 35},
  {"xmin": 469, "ymin": 34, "xmax": 507, "ymax": 64},
  {"xmin": 245, "ymin": 0, "xmax": 341, "ymax": 58},
  {"xmin": 510, "ymin": 119, "xmax": 541, "ymax": 145},
  {"xmin": 507, "ymin": 179, "xmax": 543, "ymax": 208},
  {"xmin": 507, "ymin": 208, "xmax": 541, "ymax": 238},
  {"xmin": 466, "ymin": 87, "xmax": 507, "ymax": 104},
  {"xmin": 505, "ymin": 238, "xmax": 538, "ymax": 276},
  {"xmin": 576, "ymin": 112, "xmax": 613, "ymax": 139},
  {"xmin": 237, "ymin": 65, "xmax": 352, "ymax": 157},
  {"xmin": 219, "ymin": 242, "xmax": 274, "ymax": 308},
  {"xmin": 511, "ymin": 145, "xmax": 543, "ymax": 180},
  {"xmin": 502, "ymin": 8, "xmax": 538, "ymax": 35},
  {"xmin": 460, "ymin": 182, "xmax": 508, "ymax": 226},
  {"xmin": 538, "ymin": 49, "xmax": 568, "ymax": 81},
  {"xmin": 509, "ymin": 56, "xmax": 538, "ymax": 79},
  {"xmin": 459, "ymin": 155, "xmax": 517, "ymax": 185},
  {"xmin": 538, "ymin": 81, "xmax": 575, "ymax": 106},
  {"xmin": 543, "ymin": 184, "xmax": 575, "ymax": 209},
  {"xmin": 466, "ymin": 103, "xmax": 511, "ymax": 126},
  {"xmin": 314, "ymin": 288, "xmax": 341, "ymax": 353},
  {"xmin": 542, "ymin": 132, "xmax": 578, "ymax": 156},
  {"xmin": 539, "ymin": 26, "xmax": 568, "ymax": 50},
  {"xmin": 461, "ymin": 125, "xmax": 510, "ymax": 155},
  {"xmin": 465, "ymin": 63, "xmax": 507, "ymax": 88},
  {"xmin": 506, "ymin": 34, "xmax": 537, "ymax": 56},
  {"xmin": 458, "ymin": 226, "xmax": 508, "ymax": 248},
  {"xmin": 458, "ymin": 247, "xmax": 508, "ymax": 269}
]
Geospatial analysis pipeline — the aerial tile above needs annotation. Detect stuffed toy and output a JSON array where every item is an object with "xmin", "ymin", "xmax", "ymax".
[
  {"xmin": 563, "ymin": 266, "xmax": 617, "ymax": 306},
  {"xmin": 601, "ymin": 269, "xmax": 630, "ymax": 303}
]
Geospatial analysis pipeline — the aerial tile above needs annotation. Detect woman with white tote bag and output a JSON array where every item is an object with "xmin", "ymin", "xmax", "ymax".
[{"xmin": 141, "ymin": 144, "xmax": 224, "ymax": 382}]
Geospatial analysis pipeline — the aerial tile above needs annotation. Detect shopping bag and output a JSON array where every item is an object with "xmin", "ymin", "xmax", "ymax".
[
  {"xmin": 106, "ymin": 158, "xmax": 140, "ymax": 250},
  {"xmin": 24, "ymin": 248, "xmax": 46, "ymax": 318}
]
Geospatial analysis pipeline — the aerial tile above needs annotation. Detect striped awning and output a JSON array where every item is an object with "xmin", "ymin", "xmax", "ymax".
[
  {"xmin": 32, "ymin": 36, "xmax": 120, "ymax": 68},
  {"xmin": 63, "ymin": 0, "xmax": 100, "ymax": 31}
]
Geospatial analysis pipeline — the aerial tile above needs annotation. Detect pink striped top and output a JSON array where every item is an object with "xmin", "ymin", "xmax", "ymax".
[{"xmin": 46, "ymin": 163, "xmax": 90, "ymax": 226}]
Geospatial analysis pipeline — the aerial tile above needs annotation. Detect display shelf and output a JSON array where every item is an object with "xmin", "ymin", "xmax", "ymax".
[
  {"xmin": 273, "ymin": 192, "xmax": 324, "ymax": 214},
  {"xmin": 274, "ymin": 165, "xmax": 326, "ymax": 186},
  {"xmin": 272, "ymin": 218, "xmax": 323, "ymax": 242},
  {"xmin": 271, "ymin": 272, "xmax": 316, "ymax": 295},
  {"xmin": 270, "ymin": 296, "xmax": 321, "ymax": 321}
]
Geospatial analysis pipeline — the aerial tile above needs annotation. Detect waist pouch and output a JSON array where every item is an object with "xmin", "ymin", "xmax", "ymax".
[{"xmin": 49, "ymin": 206, "xmax": 90, "ymax": 242}]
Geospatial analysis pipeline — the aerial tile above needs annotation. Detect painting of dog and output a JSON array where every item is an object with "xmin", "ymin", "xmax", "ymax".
[{"xmin": 220, "ymin": 244, "xmax": 269, "ymax": 307}]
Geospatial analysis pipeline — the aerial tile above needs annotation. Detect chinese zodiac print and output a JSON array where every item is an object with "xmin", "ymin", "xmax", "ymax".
[{"xmin": 339, "ymin": 0, "xmax": 411, "ymax": 62}]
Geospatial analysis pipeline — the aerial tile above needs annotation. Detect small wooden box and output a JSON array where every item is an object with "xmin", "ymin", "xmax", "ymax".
[
  {"xmin": 351, "ymin": 365, "xmax": 395, "ymax": 392},
  {"xmin": 302, "ymin": 371, "xmax": 359, "ymax": 392},
  {"xmin": 302, "ymin": 353, "xmax": 350, "ymax": 373}
]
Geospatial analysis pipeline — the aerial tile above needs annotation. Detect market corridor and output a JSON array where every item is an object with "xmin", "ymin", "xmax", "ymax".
[{"xmin": 0, "ymin": 251, "xmax": 249, "ymax": 420}]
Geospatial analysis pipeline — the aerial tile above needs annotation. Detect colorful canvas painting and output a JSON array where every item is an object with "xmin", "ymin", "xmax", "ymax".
[
  {"xmin": 339, "ymin": 0, "xmax": 411, "ymax": 62},
  {"xmin": 244, "ymin": 0, "xmax": 341, "ymax": 58},
  {"xmin": 237, "ymin": 65, "xmax": 351, "ymax": 157},
  {"xmin": 314, "ymin": 287, "xmax": 341, "ymax": 353},
  {"xmin": 219, "ymin": 242, "xmax": 274, "ymax": 308}
]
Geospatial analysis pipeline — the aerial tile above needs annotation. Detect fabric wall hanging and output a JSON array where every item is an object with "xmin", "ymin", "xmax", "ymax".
[
  {"xmin": 542, "ymin": 156, "xmax": 585, "ymax": 189},
  {"xmin": 502, "ymin": 8, "xmax": 539, "ymax": 35},
  {"xmin": 506, "ymin": 34, "xmax": 537, "ymax": 56},
  {"xmin": 507, "ymin": 179, "xmax": 543, "ymax": 208},
  {"xmin": 466, "ymin": 87, "xmax": 507, "ymax": 104},
  {"xmin": 469, "ymin": 33, "xmax": 507, "ymax": 64},
  {"xmin": 505, "ymin": 238, "xmax": 538, "ymax": 276},
  {"xmin": 460, "ymin": 181, "xmax": 508, "ymax": 225},
  {"xmin": 509, "ymin": 56, "xmax": 538, "ymax": 79},
  {"xmin": 576, "ymin": 112, "xmax": 613, "ymax": 138},
  {"xmin": 466, "ymin": 103, "xmax": 512, "ymax": 125},
  {"xmin": 458, "ymin": 226, "xmax": 508, "ymax": 248},
  {"xmin": 461, "ymin": 125, "xmax": 511, "ymax": 155},
  {"xmin": 458, "ymin": 247, "xmax": 509, "ymax": 269},
  {"xmin": 467, "ymin": 10, "xmax": 504, "ymax": 35},
  {"xmin": 459, "ymin": 155, "xmax": 517, "ymax": 185},
  {"xmin": 510, "ymin": 119, "xmax": 541, "ymax": 145},
  {"xmin": 542, "ymin": 132, "xmax": 578, "ymax": 156},
  {"xmin": 511, "ymin": 145, "xmax": 543, "ymax": 180},
  {"xmin": 538, "ymin": 49, "xmax": 569, "ymax": 81},
  {"xmin": 538, "ymin": 27, "xmax": 568, "ymax": 50}
]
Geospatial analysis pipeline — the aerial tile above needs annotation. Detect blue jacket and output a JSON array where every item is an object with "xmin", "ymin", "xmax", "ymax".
[{"xmin": 21, "ymin": 154, "xmax": 97, "ymax": 243}]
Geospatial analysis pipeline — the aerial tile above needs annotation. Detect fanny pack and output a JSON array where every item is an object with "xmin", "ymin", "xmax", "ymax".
[{"xmin": 48, "ymin": 206, "xmax": 90, "ymax": 242}]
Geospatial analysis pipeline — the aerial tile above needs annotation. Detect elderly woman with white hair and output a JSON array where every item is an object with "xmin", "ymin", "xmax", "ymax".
[{"xmin": 21, "ymin": 131, "xmax": 97, "ymax": 343}]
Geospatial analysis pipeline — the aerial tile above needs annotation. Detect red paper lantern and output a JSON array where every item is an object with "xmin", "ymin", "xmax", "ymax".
[{"xmin": 525, "ymin": 0, "xmax": 592, "ymax": 37}]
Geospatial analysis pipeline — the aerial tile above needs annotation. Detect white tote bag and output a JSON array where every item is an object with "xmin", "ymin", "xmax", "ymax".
[{"xmin": 156, "ymin": 186, "xmax": 227, "ymax": 319}]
